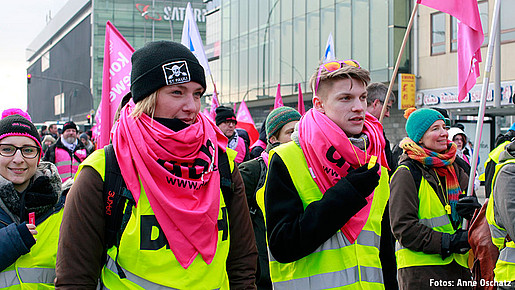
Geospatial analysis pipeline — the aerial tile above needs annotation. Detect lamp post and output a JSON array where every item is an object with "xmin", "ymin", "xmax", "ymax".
[{"xmin": 262, "ymin": 0, "xmax": 281, "ymax": 98}]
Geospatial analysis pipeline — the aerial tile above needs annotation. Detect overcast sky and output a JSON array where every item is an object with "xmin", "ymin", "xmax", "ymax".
[{"xmin": 0, "ymin": 0, "xmax": 68, "ymax": 114}]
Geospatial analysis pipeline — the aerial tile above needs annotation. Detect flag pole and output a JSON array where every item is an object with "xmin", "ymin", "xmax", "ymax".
[
  {"xmin": 466, "ymin": 0, "xmax": 501, "ymax": 198},
  {"xmin": 379, "ymin": 1, "xmax": 419, "ymax": 123}
]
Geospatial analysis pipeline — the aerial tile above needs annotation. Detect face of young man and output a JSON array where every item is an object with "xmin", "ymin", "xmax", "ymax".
[
  {"xmin": 313, "ymin": 78, "xmax": 367, "ymax": 137},
  {"xmin": 367, "ymin": 98, "xmax": 393, "ymax": 120},
  {"xmin": 269, "ymin": 120, "xmax": 298, "ymax": 144}
]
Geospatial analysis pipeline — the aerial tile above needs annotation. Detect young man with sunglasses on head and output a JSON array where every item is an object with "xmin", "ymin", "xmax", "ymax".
[{"xmin": 260, "ymin": 60, "xmax": 391, "ymax": 289}]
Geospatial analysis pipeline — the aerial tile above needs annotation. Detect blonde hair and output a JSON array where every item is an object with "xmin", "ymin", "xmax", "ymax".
[
  {"xmin": 309, "ymin": 64, "xmax": 371, "ymax": 98},
  {"xmin": 130, "ymin": 91, "xmax": 158, "ymax": 119}
]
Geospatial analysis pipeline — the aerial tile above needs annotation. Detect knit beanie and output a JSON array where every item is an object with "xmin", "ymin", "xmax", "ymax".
[
  {"xmin": 0, "ymin": 108, "xmax": 42, "ymax": 151},
  {"xmin": 130, "ymin": 41, "xmax": 206, "ymax": 103},
  {"xmin": 215, "ymin": 106, "xmax": 237, "ymax": 126},
  {"xmin": 266, "ymin": 106, "xmax": 302, "ymax": 138},
  {"xmin": 405, "ymin": 108, "xmax": 445, "ymax": 143},
  {"xmin": 62, "ymin": 121, "xmax": 77, "ymax": 132}
]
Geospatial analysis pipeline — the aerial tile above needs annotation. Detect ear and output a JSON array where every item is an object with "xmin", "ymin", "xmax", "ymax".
[
  {"xmin": 373, "ymin": 99, "xmax": 381, "ymax": 108},
  {"xmin": 313, "ymin": 96, "xmax": 324, "ymax": 113},
  {"xmin": 269, "ymin": 135, "xmax": 278, "ymax": 144}
]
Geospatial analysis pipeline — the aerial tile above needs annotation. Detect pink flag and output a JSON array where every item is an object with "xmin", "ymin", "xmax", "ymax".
[
  {"xmin": 209, "ymin": 85, "xmax": 220, "ymax": 121},
  {"xmin": 417, "ymin": 0, "xmax": 483, "ymax": 102},
  {"xmin": 274, "ymin": 83, "xmax": 283, "ymax": 109},
  {"xmin": 236, "ymin": 100, "xmax": 259, "ymax": 145},
  {"xmin": 297, "ymin": 83, "xmax": 306, "ymax": 115},
  {"xmin": 96, "ymin": 21, "xmax": 135, "ymax": 148},
  {"xmin": 202, "ymin": 107, "xmax": 214, "ymax": 122}
]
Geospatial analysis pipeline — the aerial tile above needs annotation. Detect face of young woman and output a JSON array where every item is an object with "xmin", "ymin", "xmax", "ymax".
[
  {"xmin": 0, "ymin": 136, "xmax": 39, "ymax": 192},
  {"xmin": 153, "ymin": 82, "xmax": 204, "ymax": 125},
  {"xmin": 419, "ymin": 120, "xmax": 449, "ymax": 153}
]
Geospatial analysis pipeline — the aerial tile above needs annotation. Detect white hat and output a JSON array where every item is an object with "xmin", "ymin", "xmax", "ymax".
[{"xmin": 447, "ymin": 127, "xmax": 467, "ymax": 142}]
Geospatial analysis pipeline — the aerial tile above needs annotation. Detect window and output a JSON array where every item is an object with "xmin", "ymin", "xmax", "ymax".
[
  {"xmin": 431, "ymin": 12, "xmax": 445, "ymax": 55},
  {"xmin": 501, "ymin": 0, "xmax": 515, "ymax": 43},
  {"xmin": 451, "ymin": 1, "xmax": 488, "ymax": 52}
]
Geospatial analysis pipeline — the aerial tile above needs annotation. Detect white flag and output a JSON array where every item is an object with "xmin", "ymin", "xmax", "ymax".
[
  {"xmin": 323, "ymin": 32, "xmax": 335, "ymax": 62},
  {"xmin": 181, "ymin": 2, "xmax": 211, "ymax": 75}
]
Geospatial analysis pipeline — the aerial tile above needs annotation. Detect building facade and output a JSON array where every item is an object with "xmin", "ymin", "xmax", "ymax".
[
  {"xmin": 27, "ymin": 0, "xmax": 207, "ymax": 125},
  {"xmin": 208, "ymin": 0, "xmax": 412, "ymax": 123}
]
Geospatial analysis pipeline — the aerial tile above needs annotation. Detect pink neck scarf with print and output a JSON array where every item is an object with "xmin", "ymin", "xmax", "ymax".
[
  {"xmin": 298, "ymin": 109, "xmax": 388, "ymax": 243},
  {"xmin": 113, "ymin": 103, "xmax": 227, "ymax": 269}
]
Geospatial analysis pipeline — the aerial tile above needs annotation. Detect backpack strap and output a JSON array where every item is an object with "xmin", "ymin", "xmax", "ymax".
[
  {"xmin": 218, "ymin": 148, "xmax": 234, "ymax": 208},
  {"xmin": 102, "ymin": 144, "xmax": 135, "ymax": 279},
  {"xmin": 399, "ymin": 159, "xmax": 422, "ymax": 191},
  {"xmin": 248, "ymin": 157, "xmax": 267, "ymax": 216}
]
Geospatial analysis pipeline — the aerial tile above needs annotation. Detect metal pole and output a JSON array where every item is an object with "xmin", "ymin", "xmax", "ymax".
[
  {"xmin": 379, "ymin": 2, "xmax": 419, "ymax": 122},
  {"xmin": 466, "ymin": 0, "xmax": 501, "ymax": 198}
]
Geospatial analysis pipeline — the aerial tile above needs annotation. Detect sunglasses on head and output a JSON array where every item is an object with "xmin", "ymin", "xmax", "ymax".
[{"xmin": 314, "ymin": 59, "xmax": 361, "ymax": 96}]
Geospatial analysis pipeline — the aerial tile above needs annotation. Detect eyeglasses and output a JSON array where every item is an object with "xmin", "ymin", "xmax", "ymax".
[
  {"xmin": 0, "ymin": 144, "xmax": 40, "ymax": 159},
  {"xmin": 314, "ymin": 60, "xmax": 361, "ymax": 96}
]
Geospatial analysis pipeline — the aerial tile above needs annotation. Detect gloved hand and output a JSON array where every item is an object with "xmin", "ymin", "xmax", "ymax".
[
  {"xmin": 456, "ymin": 194, "xmax": 481, "ymax": 220},
  {"xmin": 441, "ymin": 229, "xmax": 470, "ymax": 260},
  {"xmin": 345, "ymin": 163, "xmax": 380, "ymax": 198}
]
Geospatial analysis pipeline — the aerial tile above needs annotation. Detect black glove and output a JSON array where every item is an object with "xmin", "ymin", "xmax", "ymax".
[
  {"xmin": 345, "ymin": 163, "xmax": 380, "ymax": 198},
  {"xmin": 441, "ymin": 229, "xmax": 470, "ymax": 260},
  {"xmin": 456, "ymin": 194, "xmax": 481, "ymax": 220}
]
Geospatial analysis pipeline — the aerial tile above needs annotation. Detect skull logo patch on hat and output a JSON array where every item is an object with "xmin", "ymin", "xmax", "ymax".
[{"xmin": 162, "ymin": 61, "xmax": 191, "ymax": 85}]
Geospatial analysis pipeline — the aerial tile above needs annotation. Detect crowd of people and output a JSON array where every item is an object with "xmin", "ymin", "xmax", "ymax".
[{"xmin": 0, "ymin": 40, "xmax": 514, "ymax": 289}]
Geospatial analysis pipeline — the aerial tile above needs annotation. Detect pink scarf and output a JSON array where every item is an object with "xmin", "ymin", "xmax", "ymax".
[
  {"xmin": 113, "ymin": 103, "xmax": 227, "ymax": 268},
  {"xmin": 298, "ymin": 109, "xmax": 388, "ymax": 243}
]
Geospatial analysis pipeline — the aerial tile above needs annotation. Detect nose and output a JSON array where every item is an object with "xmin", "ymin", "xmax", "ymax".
[
  {"xmin": 11, "ymin": 149, "xmax": 25, "ymax": 162},
  {"xmin": 352, "ymin": 97, "xmax": 365, "ymax": 112},
  {"xmin": 182, "ymin": 94, "xmax": 197, "ymax": 113}
]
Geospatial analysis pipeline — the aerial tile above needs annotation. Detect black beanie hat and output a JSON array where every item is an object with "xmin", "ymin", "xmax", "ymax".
[
  {"xmin": 215, "ymin": 106, "xmax": 237, "ymax": 126},
  {"xmin": 62, "ymin": 121, "xmax": 77, "ymax": 132},
  {"xmin": 130, "ymin": 41, "xmax": 206, "ymax": 103},
  {"xmin": 0, "ymin": 109, "xmax": 42, "ymax": 151}
]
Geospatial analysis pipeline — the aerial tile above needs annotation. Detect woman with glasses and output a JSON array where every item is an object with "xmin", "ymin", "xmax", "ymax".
[
  {"xmin": 0, "ymin": 108, "xmax": 64, "ymax": 287},
  {"xmin": 390, "ymin": 108, "xmax": 479, "ymax": 289}
]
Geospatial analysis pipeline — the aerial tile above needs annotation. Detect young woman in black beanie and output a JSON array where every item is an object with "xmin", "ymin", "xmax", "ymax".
[
  {"xmin": 56, "ymin": 41, "xmax": 257, "ymax": 289},
  {"xmin": 0, "ymin": 108, "xmax": 64, "ymax": 287}
]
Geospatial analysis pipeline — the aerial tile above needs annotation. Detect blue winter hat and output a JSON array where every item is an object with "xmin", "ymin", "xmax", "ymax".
[
  {"xmin": 405, "ymin": 108, "xmax": 445, "ymax": 143},
  {"xmin": 509, "ymin": 122, "xmax": 515, "ymax": 132}
]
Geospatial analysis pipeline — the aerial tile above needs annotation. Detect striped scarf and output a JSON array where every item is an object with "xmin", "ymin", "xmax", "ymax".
[{"xmin": 400, "ymin": 137, "xmax": 462, "ymax": 223}]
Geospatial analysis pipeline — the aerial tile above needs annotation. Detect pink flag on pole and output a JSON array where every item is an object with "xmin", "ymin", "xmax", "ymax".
[
  {"xmin": 96, "ymin": 21, "xmax": 135, "ymax": 148},
  {"xmin": 236, "ymin": 100, "xmax": 259, "ymax": 145},
  {"xmin": 297, "ymin": 83, "xmax": 306, "ymax": 115},
  {"xmin": 274, "ymin": 83, "xmax": 283, "ymax": 109},
  {"xmin": 417, "ymin": 0, "xmax": 484, "ymax": 102},
  {"xmin": 209, "ymin": 89, "xmax": 220, "ymax": 121}
]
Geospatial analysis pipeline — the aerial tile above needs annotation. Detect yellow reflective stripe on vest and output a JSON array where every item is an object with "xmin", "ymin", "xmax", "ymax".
[
  {"xmin": 486, "ymin": 158, "xmax": 515, "ymax": 281},
  {"xmin": 394, "ymin": 165, "xmax": 468, "ymax": 269},
  {"xmin": 268, "ymin": 142, "xmax": 388, "ymax": 289},
  {"xmin": 0, "ymin": 270, "xmax": 20, "ymax": 287},
  {"xmin": 419, "ymin": 214, "xmax": 451, "ymax": 229},
  {"xmin": 84, "ymin": 149, "xmax": 233, "ymax": 289},
  {"xmin": 105, "ymin": 256, "xmax": 184, "ymax": 290},
  {"xmin": 499, "ymin": 246, "xmax": 515, "ymax": 264},
  {"xmin": 18, "ymin": 267, "xmax": 55, "ymax": 284}
]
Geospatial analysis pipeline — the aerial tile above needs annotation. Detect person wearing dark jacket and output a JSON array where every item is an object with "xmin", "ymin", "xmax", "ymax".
[
  {"xmin": 250, "ymin": 119, "xmax": 267, "ymax": 159},
  {"xmin": 0, "ymin": 108, "xmax": 64, "ymax": 287},
  {"xmin": 55, "ymin": 41, "xmax": 257, "ymax": 289},
  {"xmin": 390, "ymin": 108, "xmax": 480, "ymax": 289},
  {"xmin": 366, "ymin": 82, "xmax": 399, "ymax": 290},
  {"xmin": 43, "ymin": 121, "xmax": 91, "ymax": 182},
  {"xmin": 239, "ymin": 106, "xmax": 301, "ymax": 289},
  {"xmin": 261, "ymin": 60, "xmax": 390, "ymax": 288}
]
